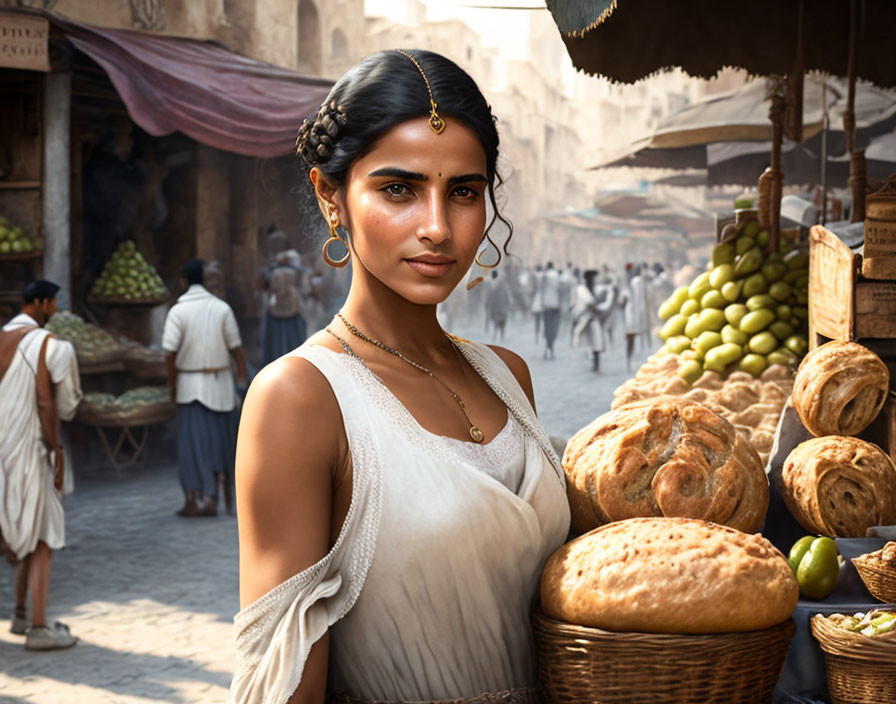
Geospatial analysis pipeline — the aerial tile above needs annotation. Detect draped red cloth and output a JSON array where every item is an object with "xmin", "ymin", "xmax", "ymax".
[{"xmin": 51, "ymin": 13, "xmax": 333, "ymax": 157}]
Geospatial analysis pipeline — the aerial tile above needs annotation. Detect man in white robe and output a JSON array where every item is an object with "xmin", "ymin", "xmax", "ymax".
[
  {"xmin": 163, "ymin": 260, "xmax": 247, "ymax": 517},
  {"xmin": 0, "ymin": 280, "xmax": 81, "ymax": 650}
]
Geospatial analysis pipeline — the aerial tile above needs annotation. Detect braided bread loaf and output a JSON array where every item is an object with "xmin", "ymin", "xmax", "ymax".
[
  {"xmin": 296, "ymin": 100, "xmax": 347, "ymax": 166},
  {"xmin": 792, "ymin": 341, "xmax": 889, "ymax": 437},
  {"xmin": 563, "ymin": 398, "xmax": 769, "ymax": 534}
]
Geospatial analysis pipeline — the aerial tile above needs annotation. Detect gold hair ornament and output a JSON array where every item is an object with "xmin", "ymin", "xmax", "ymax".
[
  {"xmin": 396, "ymin": 50, "xmax": 446, "ymax": 135},
  {"xmin": 322, "ymin": 210, "xmax": 350, "ymax": 268}
]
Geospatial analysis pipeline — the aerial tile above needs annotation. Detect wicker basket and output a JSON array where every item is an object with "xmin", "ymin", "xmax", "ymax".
[
  {"xmin": 852, "ymin": 554, "xmax": 896, "ymax": 604},
  {"xmin": 811, "ymin": 613, "xmax": 896, "ymax": 704},
  {"xmin": 532, "ymin": 609, "xmax": 794, "ymax": 704}
]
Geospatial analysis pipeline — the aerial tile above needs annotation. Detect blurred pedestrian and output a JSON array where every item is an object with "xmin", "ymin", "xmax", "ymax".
[
  {"xmin": 531, "ymin": 264, "xmax": 545, "ymax": 343},
  {"xmin": 571, "ymin": 269, "xmax": 612, "ymax": 372},
  {"xmin": 622, "ymin": 263, "xmax": 650, "ymax": 371},
  {"xmin": 0, "ymin": 280, "xmax": 81, "ymax": 650},
  {"xmin": 647, "ymin": 262, "xmax": 675, "ymax": 342},
  {"xmin": 262, "ymin": 250, "xmax": 308, "ymax": 365},
  {"xmin": 541, "ymin": 261, "xmax": 562, "ymax": 359},
  {"xmin": 163, "ymin": 259, "xmax": 248, "ymax": 517},
  {"xmin": 485, "ymin": 270, "xmax": 511, "ymax": 342}
]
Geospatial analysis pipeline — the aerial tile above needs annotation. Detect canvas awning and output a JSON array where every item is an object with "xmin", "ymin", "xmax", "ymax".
[{"xmin": 43, "ymin": 12, "xmax": 333, "ymax": 158}]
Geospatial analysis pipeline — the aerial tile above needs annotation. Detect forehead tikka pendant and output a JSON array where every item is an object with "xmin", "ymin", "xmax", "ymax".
[{"xmin": 396, "ymin": 49, "xmax": 446, "ymax": 135}]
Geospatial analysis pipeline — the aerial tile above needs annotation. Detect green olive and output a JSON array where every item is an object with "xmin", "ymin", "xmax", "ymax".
[
  {"xmin": 746, "ymin": 294, "xmax": 776, "ymax": 311},
  {"xmin": 742, "ymin": 272, "xmax": 769, "ymax": 297},
  {"xmin": 689, "ymin": 272, "xmax": 713, "ymax": 301},
  {"xmin": 748, "ymin": 331, "xmax": 778, "ymax": 355},
  {"xmin": 721, "ymin": 324, "xmax": 748, "ymax": 346},
  {"xmin": 785, "ymin": 335, "xmax": 809, "ymax": 357},
  {"xmin": 667, "ymin": 335, "xmax": 692, "ymax": 354},
  {"xmin": 769, "ymin": 281, "xmax": 793, "ymax": 302},
  {"xmin": 699, "ymin": 308, "xmax": 727, "ymax": 332},
  {"xmin": 709, "ymin": 264, "xmax": 735, "ymax": 290},
  {"xmin": 776, "ymin": 304, "xmax": 792, "ymax": 320},
  {"xmin": 712, "ymin": 243, "xmax": 735, "ymax": 267},
  {"xmin": 678, "ymin": 359, "xmax": 704, "ymax": 384},
  {"xmin": 743, "ymin": 220, "xmax": 760, "ymax": 238},
  {"xmin": 724, "ymin": 303, "xmax": 749, "ymax": 327},
  {"xmin": 705, "ymin": 342, "xmax": 743, "ymax": 371},
  {"xmin": 794, "ymin": 305, "xmax": 809, "ymax": 319},
  {"xmin": 660, "ymin": 314, "xmax": 688, "ymax": 340},
  {"xmin": 757, "ymin": 229, "xmax": 770, "ymax": 247},
  {"xmin": 658, "ymin": 298, "xmax": 682, "ymax": 321},
  {"xmin": 684, "ymin": 314, "xmax": 706, "ymax": 339},
  {"xmin": 736, "ymin": 236, "xmax": 756, "ymax": 255},
  {"xmin": 739, "ymin": 308, "xmax": 776, "ymax": 334},
  {"xmin": 734, "ymin": 247, "xmax": 764, "ymax": 277},
  {"xmin": 721, "ymin": 280, "xmax": 743, "ymax": 302},
  {"xmin": 794, "ymin": 274, "xmax": 809, "ymax": 289},
  {"xmin": 701, "ymin": 290, "xmax": 728, "ymax": 310},
  {"xmin": 694, "ymin": 331, "xmax": 723, "ymax": 351},
  {"xmin": 768, "ymin": 347, "xmax": 799, "ymax": 367},
  {"xmin": 783, "ymin": 268, "xmax": 807, "ymax": 284},
  {"xmin": 768, "ymin": 320, "xmax": 795, "ymax": 341},
  {"xmin": 784, "ymin": 250, "xmax": 810, "ymax": 270},
  {"xmin": 679, "ymin": 299, "xmax": 700, "ymax": 317},
  {"xmin": 761, "ymin": 261, "xmax": 787, "ymax": 282},
  {"xmin": 739, "ymin": 353, "xmax": 768, "ymax": 377}
]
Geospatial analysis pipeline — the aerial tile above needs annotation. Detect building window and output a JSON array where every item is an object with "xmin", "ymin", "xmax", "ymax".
[{"xmin": 298, "ymin": 0, "xmax": 322, "ymax": 75}]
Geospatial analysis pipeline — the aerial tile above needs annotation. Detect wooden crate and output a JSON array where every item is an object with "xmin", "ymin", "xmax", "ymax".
[
  {"xmin": 809, "ymin": 225, "xmax": 896, "ymax": 346},
  {"xmin": 863, "ymin": 175, "xmax": 896, "ymax": 279}
]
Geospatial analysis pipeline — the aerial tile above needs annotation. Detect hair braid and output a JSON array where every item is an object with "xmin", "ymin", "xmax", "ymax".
[{"xmin": 295, "ymin": 100, "xmax": 348, "ymax": 166}]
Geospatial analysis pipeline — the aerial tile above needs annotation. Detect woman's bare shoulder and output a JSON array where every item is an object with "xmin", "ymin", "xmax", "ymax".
[{"xmin": 485, "ymin": 344, "xmax": 536, "ymax": 411}]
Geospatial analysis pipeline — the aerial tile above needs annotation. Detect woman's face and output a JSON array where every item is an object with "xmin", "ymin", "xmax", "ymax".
[{"xmin": 337, "ymin": 116, "xmax": 489, "ymax": 306}]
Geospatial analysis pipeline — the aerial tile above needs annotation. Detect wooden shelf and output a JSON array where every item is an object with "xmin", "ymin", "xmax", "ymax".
[
  {"xmin": 0, "ymin": 250, "xmax": 43, "ymax": 262},
  {"xmin": 0, "ymin": 181, "xmax": 41, "ymax": 190}
]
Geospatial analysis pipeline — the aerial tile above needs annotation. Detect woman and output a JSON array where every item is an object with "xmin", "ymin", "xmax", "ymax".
[
  {"xmin": 570, "ymin": 269, "xmax": 610, "ymax": 373},
  {"xmin": 232, "ymin": 50, "xmax": 570, "ymax": 704}
]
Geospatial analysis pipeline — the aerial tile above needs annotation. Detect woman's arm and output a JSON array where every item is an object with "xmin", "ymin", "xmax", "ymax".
[{"xmin": 236, "ymin": 355, "xmax": 344, "ymax": 704}]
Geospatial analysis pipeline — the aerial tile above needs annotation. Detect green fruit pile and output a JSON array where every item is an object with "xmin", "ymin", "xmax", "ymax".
[
  {"xmin": 828, "ymin": 610, "xmax": 896, "ymax": 638},
  {"xmin": 657, "ymin": 219, "xmax": 810, "ymax": 382},
  {"xmin": 0, "ymin": 215, "xmax": 42, "ymax": 255},
  {"xmin": 46, "ymin": 311, "xmax": 124, "ymax": 364},
  {"xmin": 90, "ymin": 241, "xmax": 168, "ymax": 302},
  {"xmin": 80, "ymin": 386, "xmax": 172, "ymax": 421}
]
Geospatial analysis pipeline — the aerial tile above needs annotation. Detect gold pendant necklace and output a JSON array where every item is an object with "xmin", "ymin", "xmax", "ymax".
[{"xmin": 333, "ymin": 313, "xmax": 485, "ymax": 443}]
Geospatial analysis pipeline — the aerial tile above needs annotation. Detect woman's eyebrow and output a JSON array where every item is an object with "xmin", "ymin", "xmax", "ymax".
[
  {"xmin": 448, "ymin": 173, "xmax": 487, "ymax": 185},
  {"xmin": 367, "ymin": 167, "xmax": 427, "ymax": 180}
]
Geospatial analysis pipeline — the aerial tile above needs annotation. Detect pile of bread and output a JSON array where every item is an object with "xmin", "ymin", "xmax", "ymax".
[
  {"xmin": 612, "ymin": 353, "xmax": 793, "ymax": 465},
  {"xmin": 782, "ymin": 341, "xmax": 896, "ymax": 538},
  {"xmin": 541, "ymin": 340, "xmax": 896, "ymax": 638}
]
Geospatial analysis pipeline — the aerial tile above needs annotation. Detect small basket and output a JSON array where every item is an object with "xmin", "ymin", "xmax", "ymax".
[
  {"xmin": 532, "ymin": 609, "xmax": 793, "ymax": 704},
  {"xmin": 852, "ymin": 554, "xmax": 896, "ymax": 603},
  {"xmin": 811, "ymin": 613, "xmax": 896, "ymax": 704}
]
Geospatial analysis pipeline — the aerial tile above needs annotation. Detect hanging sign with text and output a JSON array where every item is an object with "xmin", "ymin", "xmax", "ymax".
[{"xmin": 0, "ymin": 13, "xmax": 50, "ymax": 72}]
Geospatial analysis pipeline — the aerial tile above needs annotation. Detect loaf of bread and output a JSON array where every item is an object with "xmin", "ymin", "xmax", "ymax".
[
  {"xmin": 563, "ymin": 398, "xmax": 769, "ymax": 534},
  {"xmin": 781, "ymin": 436, "xmax": 896, "ymax": 537},
  {"xmin": 540, "ymin": 517, "xmax": 798, "ymax": 633},
  {"xmin": 792, "ymin": 341, "xmax": 889, "ymax": 437}
]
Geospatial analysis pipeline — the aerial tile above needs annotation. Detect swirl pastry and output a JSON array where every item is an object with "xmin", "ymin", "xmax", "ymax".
[
  {"xmin": 540, "ymin": 517, "xmax": 798, "ymax": 633},
  {"xmin": 781, "ymin": 436, "xmax": 896, "ymax": 537},
  {"xmin": 563, "ymin": 398, "xmax": 769, "ymax": 534},
  {"xmin": 792, "ymin": 341, "xmax": 889, "ymax": 437}
]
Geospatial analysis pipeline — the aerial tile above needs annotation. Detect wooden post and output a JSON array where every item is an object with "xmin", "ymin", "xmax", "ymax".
[
  {"xmin": 767, "ymin": 76, "xmax": 787, "ymax": 253},
  {"xmin": 845, "ymin": 0, "xmax": 867, "ymax": 222}
]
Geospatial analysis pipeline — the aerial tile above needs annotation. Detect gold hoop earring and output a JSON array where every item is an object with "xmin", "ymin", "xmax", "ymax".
[
  {"xmin": 322, "ymin": 211, "xmax": 350, "ymax": 268},
  {"xmin": 474, "ymin": 233, "xmax": 502, "ymax": 269}
]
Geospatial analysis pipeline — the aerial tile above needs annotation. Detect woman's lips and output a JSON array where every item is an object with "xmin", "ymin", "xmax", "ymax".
[{"xmin": 404, "ymin": 257, "xmax": 456, "ymax": 277}]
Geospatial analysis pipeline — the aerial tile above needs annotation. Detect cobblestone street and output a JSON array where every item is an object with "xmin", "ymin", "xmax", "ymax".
[{"xmin": 0, "ymin": 314, "xmax": 652, "ymax": 704}]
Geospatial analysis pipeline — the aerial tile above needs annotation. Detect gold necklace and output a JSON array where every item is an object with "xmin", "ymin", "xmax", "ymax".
[{"xmin": 333, "ymin": 313, "xmax": 485, "ymax": 443}]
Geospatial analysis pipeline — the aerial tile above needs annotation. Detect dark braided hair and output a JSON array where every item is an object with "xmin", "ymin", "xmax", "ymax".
[{"xmin": 296, "ymin": 49, "xmax": 512, "ymax": 251}]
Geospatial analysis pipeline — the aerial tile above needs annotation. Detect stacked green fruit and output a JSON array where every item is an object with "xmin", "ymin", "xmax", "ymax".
[
  {"xmin": 0, "ymin": 216, "xmax": 42, "ymax": 255},
  {"xmin": 788, "ymin": 535, "xmax": 840, "ymax": 600},
  {"xmin": 90, "ymin": 240, "xmax": 168, "ymax": 302},
  {"xmin": 117, "ymin": 385, "xmax": 172, "ymax": 410},
  {"xmin": 46, "ymin": 311, "xmax": 122, "ymax": 361},
  {"xmin": 657, "ymin": 220, "xmax": 809, "ymax": 382},
  {"xmin": 831, "ymin": 610, "xmax": 896, "ymax": 637}
]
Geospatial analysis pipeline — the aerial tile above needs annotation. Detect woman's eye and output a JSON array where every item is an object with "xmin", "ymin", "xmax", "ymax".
[
  {"xmin": 452, "ymin": 186, "xmax": 480, "ymax": 199},
  {"xmin": 382, "ymin": 183, "xmax": 411, "ymax": 197}
]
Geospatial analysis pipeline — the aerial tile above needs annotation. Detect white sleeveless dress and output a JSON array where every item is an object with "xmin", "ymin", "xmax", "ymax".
[{"xmin": 231, "ymin": 339, "xmax": 570, "ymax": 704}]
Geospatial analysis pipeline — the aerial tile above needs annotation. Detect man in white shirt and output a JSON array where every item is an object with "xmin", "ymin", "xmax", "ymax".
[
  {"xmin": 1, "ymin": 280, "xmax": 82, "ymax": 650},
  {"xmin": 163, "ymin": 260, "xmax": 248, "ymax": 517}
]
